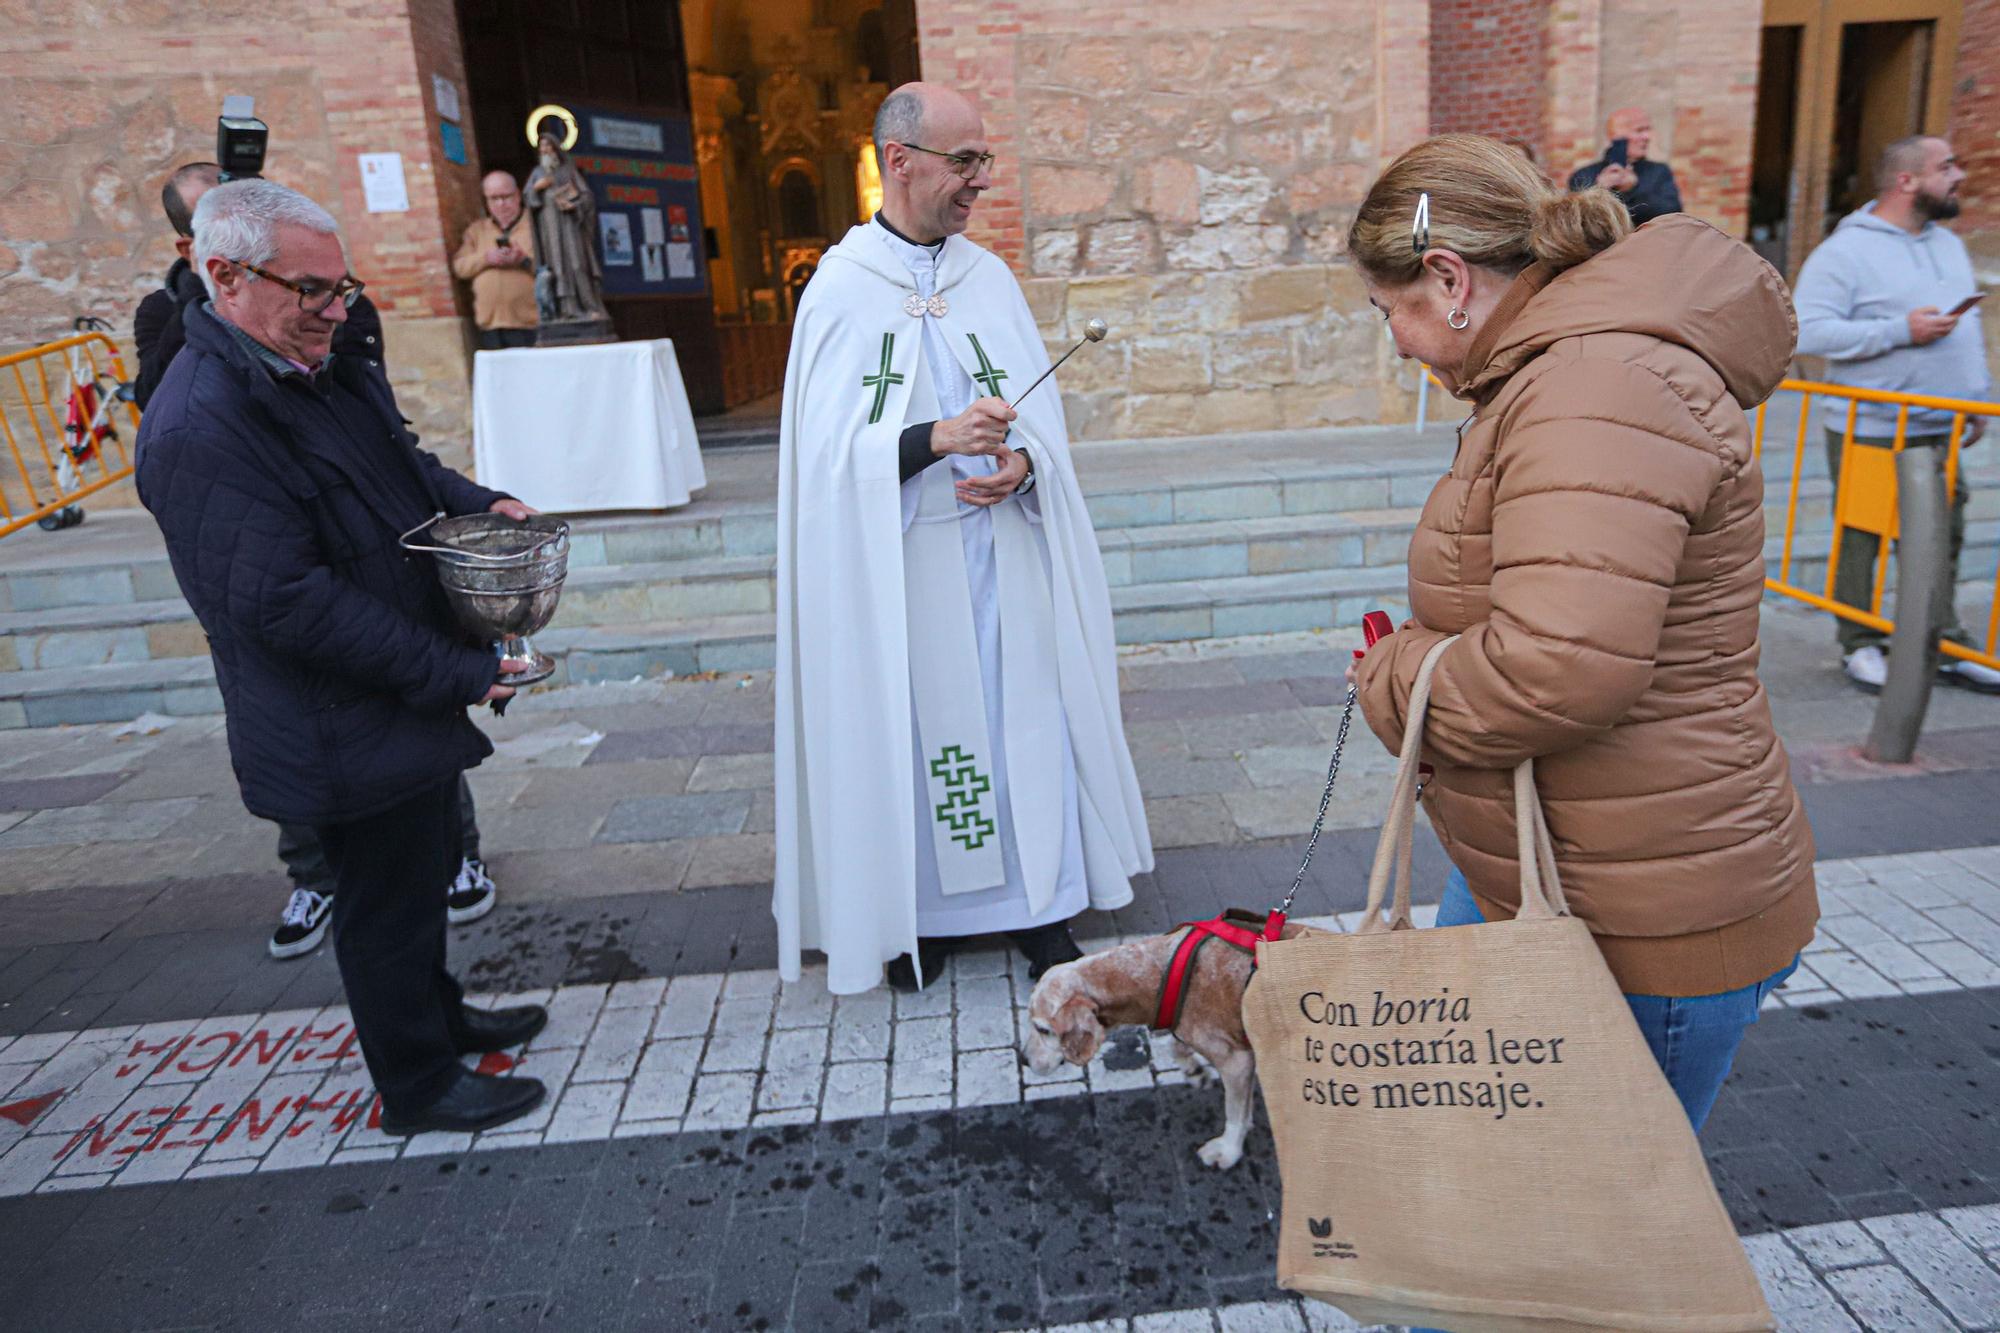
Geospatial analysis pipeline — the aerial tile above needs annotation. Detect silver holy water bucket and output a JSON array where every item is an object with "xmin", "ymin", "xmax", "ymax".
[{"xmin": 399, "ymin": 512, "xmax": 570, "ymax": 687}]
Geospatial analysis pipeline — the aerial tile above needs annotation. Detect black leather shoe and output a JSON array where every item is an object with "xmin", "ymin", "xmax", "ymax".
[
  {"xmin": 1009, "ymin": 923, "xmax": 1083, "ymax": 979},
  {"xmin": 380, "ymin": 1069, "xmax": 546, "ymax": 1137},
  {"xmin": 452, "ymin": 1003, "xmax": 548, "ymax": 1055},
  {"xmin": 885, "ymin": 938, "xmax": 950, "ymax": 991}
]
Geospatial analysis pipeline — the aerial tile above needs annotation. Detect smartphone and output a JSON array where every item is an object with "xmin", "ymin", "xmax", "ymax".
[
  {"xmin": 1948, "ymin": 293, "xmax": 1987, "ymax": 317},
  {"xmin": 1606, "ymin": 138, "xmax": 1630, "ymax": 168}
]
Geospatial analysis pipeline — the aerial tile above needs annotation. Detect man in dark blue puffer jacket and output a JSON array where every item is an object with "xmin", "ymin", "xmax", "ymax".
[{"xmin": 136, "ymin": 179, "xmax": 548, "ymax": 1137}]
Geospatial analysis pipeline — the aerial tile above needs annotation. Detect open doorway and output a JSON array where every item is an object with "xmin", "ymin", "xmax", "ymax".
[
  {"xmin": 1753, "ymin": 0, "xmax": 1961, "ymax": 279},
  {"xmin": 682, "ymin": 0, "xmax": 920, "ymax": 412}
]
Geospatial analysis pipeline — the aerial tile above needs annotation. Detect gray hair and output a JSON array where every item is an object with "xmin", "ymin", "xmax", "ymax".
[
  {"xmin": 192, "ymin": 179, "xmax": 341, "ymax": 301},
  {"xmin": 872, "ymin": 88, "xmax": 926, "ymax": 166}
]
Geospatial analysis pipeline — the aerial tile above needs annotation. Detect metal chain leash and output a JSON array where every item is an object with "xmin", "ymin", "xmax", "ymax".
[{"xmin": 1278, "ymin": 682, "xmax": 1358, "ymax": 918}]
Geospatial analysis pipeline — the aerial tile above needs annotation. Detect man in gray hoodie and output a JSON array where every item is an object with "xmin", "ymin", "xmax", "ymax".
[{"xmin": 1795, "ymin": 134, "xmax": 1997, "ymax": 695}]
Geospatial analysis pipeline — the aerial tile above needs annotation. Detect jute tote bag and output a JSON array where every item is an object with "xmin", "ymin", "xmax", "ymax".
[{"xmin": 1243, "ymin": 641, "xmax": 1771, "ymax": 1332}]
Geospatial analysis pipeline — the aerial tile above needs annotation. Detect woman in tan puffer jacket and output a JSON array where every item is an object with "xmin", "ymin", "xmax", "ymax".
[{"xmin": 1349, "ymin": 135, "xmax": 1817, "ymax": 1132}]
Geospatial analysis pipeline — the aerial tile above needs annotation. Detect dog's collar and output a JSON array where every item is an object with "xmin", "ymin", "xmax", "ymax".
[{"xmin": 1153, "ymin": 909, "xmax": 1287, "ymax": 1032}]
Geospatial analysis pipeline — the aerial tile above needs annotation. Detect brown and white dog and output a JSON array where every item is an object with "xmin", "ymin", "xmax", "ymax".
[{"xmin": 1020, "ymin": 921, "xmax": 1310, "ymax": 1170}]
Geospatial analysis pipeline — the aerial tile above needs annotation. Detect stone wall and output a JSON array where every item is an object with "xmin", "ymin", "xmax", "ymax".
[
  {"xmin": 0, "ymin": 0, "xmax": 481, "ymax": 472},
  {"xmin": 918, "ymin": 1, "xmax": 1426, "ymax": 440},
  {"xmin": 1593, "ymin": 0, "xmax": 1760, "ymax": 235}
]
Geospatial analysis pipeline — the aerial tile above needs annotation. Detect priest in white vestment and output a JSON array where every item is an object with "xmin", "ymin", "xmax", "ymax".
[{"xmin": 773, "ymin": 83, "xmax": 1153, "ymax": 995}]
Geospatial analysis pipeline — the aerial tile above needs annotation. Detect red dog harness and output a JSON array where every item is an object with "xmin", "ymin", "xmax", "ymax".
[{"xmin": 1152, "ymin": 908, "xmax": 1287, "ymax": 1032}]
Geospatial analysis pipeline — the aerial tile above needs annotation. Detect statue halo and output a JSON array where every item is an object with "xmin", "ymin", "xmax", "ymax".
[{"xmin": 526, "ymin": 103, "xmax": 580, "ymax": 152}]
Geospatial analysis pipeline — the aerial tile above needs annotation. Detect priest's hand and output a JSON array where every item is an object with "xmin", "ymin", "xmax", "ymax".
[
  {"xmin": 956, "ymin": 448, "xmax": 1028, "ymax": 507},
  {"xmin": 933, "ymin": 397, "xmax": 1016, "ymax": 459},
  {"xmin": 490, "ymin": 498, "xmax": 540, "ymax": 521}
]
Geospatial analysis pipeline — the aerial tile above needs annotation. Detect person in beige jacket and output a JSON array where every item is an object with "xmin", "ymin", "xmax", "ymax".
[
  {"xmin": 1347, "ymin": 135, "xmax": 1818, "ymax": 1133},
  {"xmin": 452, "ymin": 171, "xmax": 539, "ymax": 349}
]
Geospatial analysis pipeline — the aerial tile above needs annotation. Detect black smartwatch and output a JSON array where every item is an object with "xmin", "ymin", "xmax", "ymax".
[{"xmin": 1016, "ymin": 446, "xmax": 1037, "ymax": 496}]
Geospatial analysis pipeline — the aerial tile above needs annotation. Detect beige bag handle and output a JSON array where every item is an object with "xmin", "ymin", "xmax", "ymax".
[{"xmin": 1359, "ymin": 638, "xmax": 1569, "ymax": 931}]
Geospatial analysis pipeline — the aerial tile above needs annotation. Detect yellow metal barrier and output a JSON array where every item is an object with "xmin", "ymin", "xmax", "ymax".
[
  {"xmin": 1753, "ymin": 379, "xmax": 2000, "ymax": 674},
  {"xmin": 0, "ymin": 332, "xmax": 141, "ymax": 539}
]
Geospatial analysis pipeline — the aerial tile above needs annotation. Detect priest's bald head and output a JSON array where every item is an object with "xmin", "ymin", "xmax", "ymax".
[{"xmin": 872, "ymin": 82, "xmax": 995, "ymax": 243}]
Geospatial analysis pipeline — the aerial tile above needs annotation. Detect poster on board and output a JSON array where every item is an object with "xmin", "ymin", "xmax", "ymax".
[{"xmin": 554, "ymin": 103, "xmax": 707, "ymax": 298}]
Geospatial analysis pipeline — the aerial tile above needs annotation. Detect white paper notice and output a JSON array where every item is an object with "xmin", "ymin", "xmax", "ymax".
[
  {"xmin": 431, "ymin": 75, "xmax": 462, "ymax": 123},
  {"xmin": 641, "ymin": 208, "xmax": 665, "ymax": 246},
  {"xmin": 641, "ymin": 247, "xmax": 665, "ymax": 283},
  {"xmin": 358, "ymin": 153, "xmax": 410, "ymax": 214},
  {"xmin": 666, "ymin": 242, "xmax": 695, "ymax": 279}
]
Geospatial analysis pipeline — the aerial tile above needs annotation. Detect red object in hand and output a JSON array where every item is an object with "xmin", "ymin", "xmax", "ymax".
[{"xmin": 1354, "ymin": 610, "xmax": 1433, "ymax": 784}]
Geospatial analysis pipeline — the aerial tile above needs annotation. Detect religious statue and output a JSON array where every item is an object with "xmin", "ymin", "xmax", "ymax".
[{"xmin": 526, "ymin": 119, "xmax": 613, "ymax": 344}]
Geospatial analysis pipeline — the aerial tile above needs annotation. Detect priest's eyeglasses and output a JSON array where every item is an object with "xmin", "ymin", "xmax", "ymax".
[
  {"xmin": 240, "ymin": 262, "xmax": 367, "ymax": 315},
  {"xmin": 899, "ymin": 143, "xmax": 997, "ymax": 180}
]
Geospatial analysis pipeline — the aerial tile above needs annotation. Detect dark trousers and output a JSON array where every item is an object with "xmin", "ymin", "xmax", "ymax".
[
  {"xmin": 1823, "ymin": 429, "xmax": 1969, "ymax": 654},
  {"xmin": 477, "ymin": 327, "xmax": 538, "ymax": 350},
  {"xmin": 278, "ymin": 774, "xmax": 478, "ymax": 893},
  {"xmin": 318, "ymin": 779, "xmax": 470, "ymax": 1115}
]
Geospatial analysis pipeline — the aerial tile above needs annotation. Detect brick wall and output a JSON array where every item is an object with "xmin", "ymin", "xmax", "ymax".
[
  {"xmin": 0, "ymin": 0, "xmax": 480, "ymax": 461},
  {"xmin": 1429, "ymin": 0, "xmax": 1547, "ymax": 155},
  {"xmin": 1952, "ymin": 0, "xmax": 2000, "ymax": 269},
  {"xmin": 1595, "ymin": 0, "xmax": 1760, "ymax": 235},
  {"xmin": 916, "ymin": 0, "xmax": 1413, "ymax": 439}
]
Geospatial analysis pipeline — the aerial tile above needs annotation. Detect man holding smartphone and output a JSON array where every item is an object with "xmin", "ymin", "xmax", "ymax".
[
  {"xmin": 1795, "ymin": 135, "xmax": 1998, "ymax": 695},
  {"xmin": 1567, "ymin": 107, "xmax": 1682, "ymax": 225}
]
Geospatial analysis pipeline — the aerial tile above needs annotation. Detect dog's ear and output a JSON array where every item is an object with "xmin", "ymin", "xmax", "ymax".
[{"xmin": 1056, "ymin": 995, "xmax": 1103, "ymax": 1065}]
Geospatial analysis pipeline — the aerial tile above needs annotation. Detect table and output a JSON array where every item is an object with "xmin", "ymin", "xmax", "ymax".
[{"xmin": 472, "ymin": 338, "xmax": 707, "ymax": 513}]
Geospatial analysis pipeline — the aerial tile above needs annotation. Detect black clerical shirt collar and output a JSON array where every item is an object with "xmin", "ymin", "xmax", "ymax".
[{"xmin": 874, "ymin": 211, "xmax": 946, "ymax": 256}]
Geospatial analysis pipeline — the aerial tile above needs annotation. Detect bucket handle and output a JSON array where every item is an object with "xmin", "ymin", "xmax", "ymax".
[{"xmin": 397, "ymin": 510, "xmax": 559, "ymax": 563}]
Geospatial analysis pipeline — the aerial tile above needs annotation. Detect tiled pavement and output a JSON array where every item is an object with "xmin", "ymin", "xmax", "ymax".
[{"xmin": 1, "ymin": 609, "xmax": 2000, "ymax": 1328}]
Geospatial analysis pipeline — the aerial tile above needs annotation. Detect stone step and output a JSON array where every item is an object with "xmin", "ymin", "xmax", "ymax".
[
  {"xmin": 13, "ymin": 531, "xmax": 1995, "ymax": 728},
  {"xmin": 5, "ymin": 509, "xmax": 1996, "ymax": 684}
]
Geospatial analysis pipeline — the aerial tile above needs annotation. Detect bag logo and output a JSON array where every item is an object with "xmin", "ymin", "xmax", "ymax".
[{"xmin": 1307, "ymin": 1215, "xmax": 1357, "ymax": 1260}]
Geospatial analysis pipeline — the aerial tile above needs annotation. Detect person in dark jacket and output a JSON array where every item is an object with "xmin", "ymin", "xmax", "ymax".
[
  {"xmin": 135, "ymin": 161, "xmax": 496, "ymax": 960},
  {"xmin": 1567, "ymin": 107, "xmax": 1683, "ymax": 227},
  {"xmin": 134, "ymin": 162, "xmax": 387, "ymax": 409},
  {"xmin": 136, "ymin": 178, "xmax": 547, "ymax": 1136}
]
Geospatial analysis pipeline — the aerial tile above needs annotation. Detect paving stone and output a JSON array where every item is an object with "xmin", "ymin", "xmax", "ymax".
[
  {"xmin": 0, "ymin": 797, "xmax": 199, "ymax": 849},
  {"xmin": 819, "ymin": 1061, "xmax": 887, "ymax": 1123},
  {"xmin": 1788, "ymin": 1219, "xmax": 1889, "ymax": 1270},
  {"xmin": 1861, "ymin": 1211, "xmax": 2000, "ymax": 1329},
  {"xmin": 1943, "ymin": 1203, "xmax": 2000, "ymax": 1251},
  {"xmin": 655, "ymin": 974, "xmax": 722, "ymax": 1039},
  {"xmin": 572, "ymin": 1005, "xmax": 655, "ymax": 1084},
  {"xmin": 1824, "ymin": 1264, "xmax": 1956, "ymax": 1332},
  {"xmin": 1742, "ymin": 1234, "xmax": 1863, "ymax": 1332},
  {"xmin": 544, "ymin": 1081, "xmax": 625, "ymax": 1144},
  {"xmin": 683, "ymin": 1072, "xmax": 754, "ymax": 1130},
  {"xmin": 624, "ymin": 1038, "xmax": 699, "ymax": 1123},
  {"xmin": 597, "ymin": 791, "xmax": 752, "ymax": 843}
]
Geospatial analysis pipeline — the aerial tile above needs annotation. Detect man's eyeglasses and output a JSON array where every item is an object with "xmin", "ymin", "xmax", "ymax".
[
  {"xmin": 898, "ymin": 143, "xmax": 996, "ymax": 181},
  {"xmin": 240, "ymin": 262, "xmax": 366, "ymax": 315},
  {"xmin": 1412, "ymin": 191, "xmax": 1431, "ymax": 257}
]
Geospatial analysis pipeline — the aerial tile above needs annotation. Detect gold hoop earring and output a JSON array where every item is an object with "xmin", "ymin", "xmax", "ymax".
[{"xmin": 1447, "ymin": 307, "xmax": 1470, "ymax": 330}]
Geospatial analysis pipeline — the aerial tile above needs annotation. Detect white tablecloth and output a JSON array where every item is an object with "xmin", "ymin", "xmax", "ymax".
[{"xmin": 472, "ymin": 338, "xmax": 706, "ymax": 513}]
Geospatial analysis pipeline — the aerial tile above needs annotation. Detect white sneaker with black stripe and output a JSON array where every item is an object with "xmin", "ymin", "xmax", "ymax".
[
  {"xmin": 448, "ymin": 857, "xmax": 497, "ymax": 925},
  {"xmin": 269, "ymin": 887, "xmax": 332, "ymax": 960}
]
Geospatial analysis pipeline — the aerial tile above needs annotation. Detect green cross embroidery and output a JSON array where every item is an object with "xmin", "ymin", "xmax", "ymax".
[
  {"xmin": 863, "ymin": 332, "xmax": 904, "ymax": 424},
  {"xmin": 966, "ymin": 333, "xmax": 1008, "ymax": 398},
  {"xmin": 929, "ymin": 744, "xmax": 996, "ymax": 850}
]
